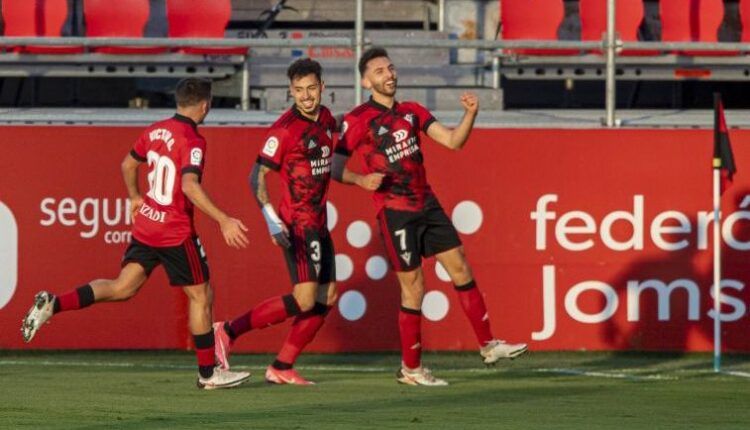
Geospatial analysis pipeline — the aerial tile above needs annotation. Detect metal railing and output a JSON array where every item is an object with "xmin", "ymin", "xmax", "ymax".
[{"xmin": 0, "ymin": 0, "xmax": 748, "ymax": 124}]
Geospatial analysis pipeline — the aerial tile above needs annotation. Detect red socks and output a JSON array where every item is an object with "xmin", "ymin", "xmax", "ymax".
[
  {"xmin": 275, "ymin": 303, "xmax": 331, "ymax": 367},
  {"xmin": 53, "ymin": 284, "xmax": 95, "ymax": 314},
  {"xmin": 455, "ymin": 280, "xmax": 493, "ymax": 346},
  {"xmin": 399, "ymin": 307, "xmax": 422, "ymax": 369},
  {"xmin": 193, "ymin": 330, "xmax": 215, "ymax": 378},
  {"xmin": 228, "ymin": 294, "xmax": 302, "ymax": 339}
]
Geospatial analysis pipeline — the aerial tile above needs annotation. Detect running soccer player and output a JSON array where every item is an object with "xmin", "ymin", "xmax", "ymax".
[
  {"xmin": 213, "ymin": 58, "xmax": 345, "ymax": 385},
  {"xmin": 21, "ymin": 78, "xmax": 251, "ymax": 390},
  {"xmin": 332, "ymin": 47, "xmax": 528, "ymax": 386}
]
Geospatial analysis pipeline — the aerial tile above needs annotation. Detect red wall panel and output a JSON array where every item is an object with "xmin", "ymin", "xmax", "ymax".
[{"xmin": 1, "ymin": 126, "xmax": 749, "ymax": 352}]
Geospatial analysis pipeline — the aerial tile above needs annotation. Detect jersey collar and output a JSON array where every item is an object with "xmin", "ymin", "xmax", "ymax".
[
  {"xmin": 173, "ymin": 113, "xmax": 198, "ymax": 130},
  {"xmin": 367, "ymin": 96, "xmax": 398, "ymax": 112},
  {"xmin": 291, "ymin": 104, "xmax": 320, "ymax": 123}
]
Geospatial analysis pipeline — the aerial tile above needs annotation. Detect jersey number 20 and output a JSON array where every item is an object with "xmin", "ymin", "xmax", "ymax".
[{"xmin": 146, "ymin": 151, "xmax": 177, "ymax": 205}]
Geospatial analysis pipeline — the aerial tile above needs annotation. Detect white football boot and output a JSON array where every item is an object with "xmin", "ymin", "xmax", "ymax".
[
  {"xmin": 196, "ymin": 367, "xmax": 251, "ymax": 390},
  {"xmin": 21, "ymin": 291, "xmax": 56, "ymax": 343},
  {"xmin": 396, "ymin": 366, "xmax": 449, "ymax": 386},
  {"xmin": 480, "ymin": 340, "xmax": 528, "ymax": 365}
]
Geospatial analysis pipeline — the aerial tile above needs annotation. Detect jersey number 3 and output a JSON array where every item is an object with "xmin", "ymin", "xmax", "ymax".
[{"xmin": 146, "ymin": 151, "xmax": 177, "ymax": 205}]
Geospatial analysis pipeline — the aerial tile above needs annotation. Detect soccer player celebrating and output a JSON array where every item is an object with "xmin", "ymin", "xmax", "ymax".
[
  {"xmin": 332, "ymin": 48, "xmax": 528, "ymax": 386},
  {"xmin": 213, "ymin": 59, "xmax": 343, "ymax": 385},
  {"xmin": 21, "ymin": 78, "xmax": 251, "ymax": 390}
]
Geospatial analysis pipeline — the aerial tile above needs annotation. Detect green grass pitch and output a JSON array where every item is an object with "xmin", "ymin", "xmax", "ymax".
[{"xmin": 1, "ymin": 351, "xmax": 748, "ymax": 429}]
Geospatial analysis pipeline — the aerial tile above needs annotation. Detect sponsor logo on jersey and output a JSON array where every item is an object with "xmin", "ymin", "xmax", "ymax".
[
  {"xmin": 392, "ymin": 129, "xmax": 408, "ymax": 143},
  {"xmin": 404, "ymin": 113, "xmax": 414, "ymax": 125},
  {"xmin": 190, "ymin": 148, "xmax": 203, "ymax": 166},
  {"xmin": 263, "ymin": 136, "xmax": 280, "ymax": 157},
  {"xmin": 308, "ymin": 138, "xmax": 317, "ymax": 149},
  {"xmin": 400, "ymin": 251, "xmax": 412, "ymax": 265},
  {"xmin": 378, "ymin": 126, "xmax": 389, "ymax": 136}
]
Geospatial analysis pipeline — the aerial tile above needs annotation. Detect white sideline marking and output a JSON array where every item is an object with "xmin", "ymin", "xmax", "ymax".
[
  {"xmin": 535, "ymin": 368, "xmax": 678, "ymax": 381},
  {"xmin": 0, "ymin": 360, "xmax": 509, "ymax": 374},
  {"xmin": 724, "ymin": 371, "xmax": 750, "ymax": 379}
]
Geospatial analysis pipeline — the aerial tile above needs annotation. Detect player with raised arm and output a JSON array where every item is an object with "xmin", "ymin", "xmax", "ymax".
[
  {"xmin": 21, "ymin": 78, "xmax": 251, "ymax": 390},
  {"xmin": 331, "ymin": 48, "xmax": 527, "ymax": 386},
  {"xmin": 213, "ymin": 59, "xmax": 347, "ymax": 385}
]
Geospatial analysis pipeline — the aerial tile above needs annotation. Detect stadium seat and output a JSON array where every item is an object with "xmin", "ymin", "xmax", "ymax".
[
  {"xmin": 499, "ymin": 0, "xmax": 578, "ymax": 55},
  {"xmin": 84, "ymin": 0, "xmax": 166, "ymax": 54},
  {"xmin": 166, "ymin": 0, "xmax": 247, "ymax": 55},
  {"xmin": 579, "ymin": 0, "xmax": 657, "ymax": 56},
  {"xmin": 1, "ymin": 0, "xmax": 83, "ymax": 54},
  {"xmin": 660, "ymin": 0, "xmax": 733, "ymax": 55},
  {"xmin": 740, "ymin": 0, "xmax": 750, "ymax": 43}
]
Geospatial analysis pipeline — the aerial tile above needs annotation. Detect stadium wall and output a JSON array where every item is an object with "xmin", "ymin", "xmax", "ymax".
[{"xmin": 1, "ymin": 126, "xmax": 749, "ymax": 353}]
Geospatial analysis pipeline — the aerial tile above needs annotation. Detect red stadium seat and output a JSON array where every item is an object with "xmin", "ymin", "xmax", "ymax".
[
  {"xmin": 84, "ymin": 0, "xmax": 166, "ymax": 54},
  {"xmin": 579, "ymin": 0, "xmax": 657, "ymax": 56},
  {"xmin": 660, "ymin": 0, "xmax": 733, "ymax": 55},
  {"xmin": 2, "ymin": 0, "xmax": 83, "ymax": 54},
  {"xmin": 500, "ymin": 0, "xmax": 577, "ymax": 55},
  {"xmin": 740, "ymin": 0, "xmax": 750, "ymax": 43},
  {"xmin": 166, "ymin": 0, "xmax": 247, "ymax": 55}
]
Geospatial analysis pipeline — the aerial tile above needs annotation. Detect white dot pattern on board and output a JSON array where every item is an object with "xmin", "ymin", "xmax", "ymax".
[
  {"xmin": 339, "ymin": 290, "xmax": 367, "ymax": 321},
  {"xmin": 365, "ymin": 255, "xmax": 388, "ymax": 280},
  {"xmin": 452, "ymin": 200, "xmax": 483, "ymax": 234},
  {"xmin": 346, "ymin": 220, "xmax": 372, "ymax": 248},
  {"xmin": 335, "ymin": 254, "xmax": 354, "ymax": 282},
  {"xmin": 422, "ymin": 290, "xmax": 450, "ymax": 322}
]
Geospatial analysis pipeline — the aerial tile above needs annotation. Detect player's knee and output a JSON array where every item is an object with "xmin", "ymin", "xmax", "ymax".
[
  {"xmin": 111, "ymin": 281, "xmax": 139, "ymax": 301},
  {"xmin": 185, "ymin": 283, "xmax": 213, "ymax": 308},
  {"xmin": 293, "ymin": 292, "xmax": 316, "ymax": 313},
  {"xmin": 450, "ymin": 262, "xmax": 473, "ymax": 285},
  {"xmin": 399, "ymin": 276, "xmax": 424, "ymax": 304}
]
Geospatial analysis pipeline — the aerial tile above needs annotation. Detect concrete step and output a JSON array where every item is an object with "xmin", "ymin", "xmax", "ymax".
[{"xmin": 246, "ymin": 64, "xmax": 486, "ymax": 87}]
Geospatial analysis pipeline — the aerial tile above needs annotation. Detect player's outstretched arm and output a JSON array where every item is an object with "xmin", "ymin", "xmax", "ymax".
[
  {"xmin": 426, "ymin": 91, "xmax": 479, "ymax": 151},
  {"xmin": 121, "ymin": 153, "xmax": 143, "ymax": 222},
  {"xmin": 331, "ymin": 153, "xmax": 384, "ymax": 190},
  {"xmin": 248, "ymin": 162, "xmax": 290, "ymax": 248},
  {"xmin": 182, "ymin": 173, "xmax": 249, "ymax": 249}
]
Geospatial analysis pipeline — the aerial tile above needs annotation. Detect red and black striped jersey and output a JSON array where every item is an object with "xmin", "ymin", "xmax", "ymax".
[
  {"xmin": 130, "ymin": 114, "xmax": 205, "ymax": 247},
  {"xmin": 257, "ymin": 105, "xmax": 336, "ymax": 231},
  {"xmin": 336, "ymin": 98, "xmax": 436, "ymax": 212}
]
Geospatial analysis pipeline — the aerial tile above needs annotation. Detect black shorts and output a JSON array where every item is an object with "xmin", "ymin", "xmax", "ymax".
[
  {"xmin": 377, "ymin": 197, "xmax": 462, "ymax": 272},
  {"xmin": 122, "ymin": 236, "xmax": 210, "ymax": 286},
  {"xmin": 282, "ymin": 229, "xmax": 335, "ymax": 286}
]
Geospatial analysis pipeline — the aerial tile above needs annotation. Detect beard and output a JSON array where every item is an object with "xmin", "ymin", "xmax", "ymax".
[{"xmin": 372, "ymin": 79, "xmax": 397, "ymax": 96}]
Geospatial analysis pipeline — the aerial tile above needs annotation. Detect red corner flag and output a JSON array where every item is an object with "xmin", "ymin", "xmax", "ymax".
[{"xmin": 714, "ymin": 93, "xmax": 736, "ymax": 195}]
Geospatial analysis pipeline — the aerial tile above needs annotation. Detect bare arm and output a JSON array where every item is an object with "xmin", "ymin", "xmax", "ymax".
[
  {"xmin": 121, "ymin": 153, "xmax": 143, "ymax": 222},
  {"xmin": 426, "ymin": 92, "xmax": 479, "ymax": 151},
  {"xmin": 331, "ymin": 153, "xmax": 384, "ymax": 190},
  {"xmin": 182, "ymin": 173, "xmax": 249, "ymax": 248},
  {"xmin": 248, "ymin": 162, "xmax": 290, "ymax": 247}
]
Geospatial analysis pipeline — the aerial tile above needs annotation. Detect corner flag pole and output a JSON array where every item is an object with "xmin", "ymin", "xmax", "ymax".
[
  {"xmin": 712, "ymin": 162, "xmax": 721, "ymax": 373},
  {"xmin": 712, "ymin": 92, "xmax": 724, "ymax": 373}
]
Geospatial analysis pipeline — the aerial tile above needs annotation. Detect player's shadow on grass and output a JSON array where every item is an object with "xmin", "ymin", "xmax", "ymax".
[{"xmin": 587, "ymin": 188, "xmax": 750, "ymax": 369}]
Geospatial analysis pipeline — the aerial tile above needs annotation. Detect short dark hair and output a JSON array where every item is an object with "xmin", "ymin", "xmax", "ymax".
[
  {"xmin": 358, "ymin": 47, "xmax": 389, "ymax": 75},
  {"xmin": 287, "ymin": 58, "xmax": 322, "ymax": 82},
  {"xmin": 175, "ymin": 78, "xmax": 212, "ymax": 107}
]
